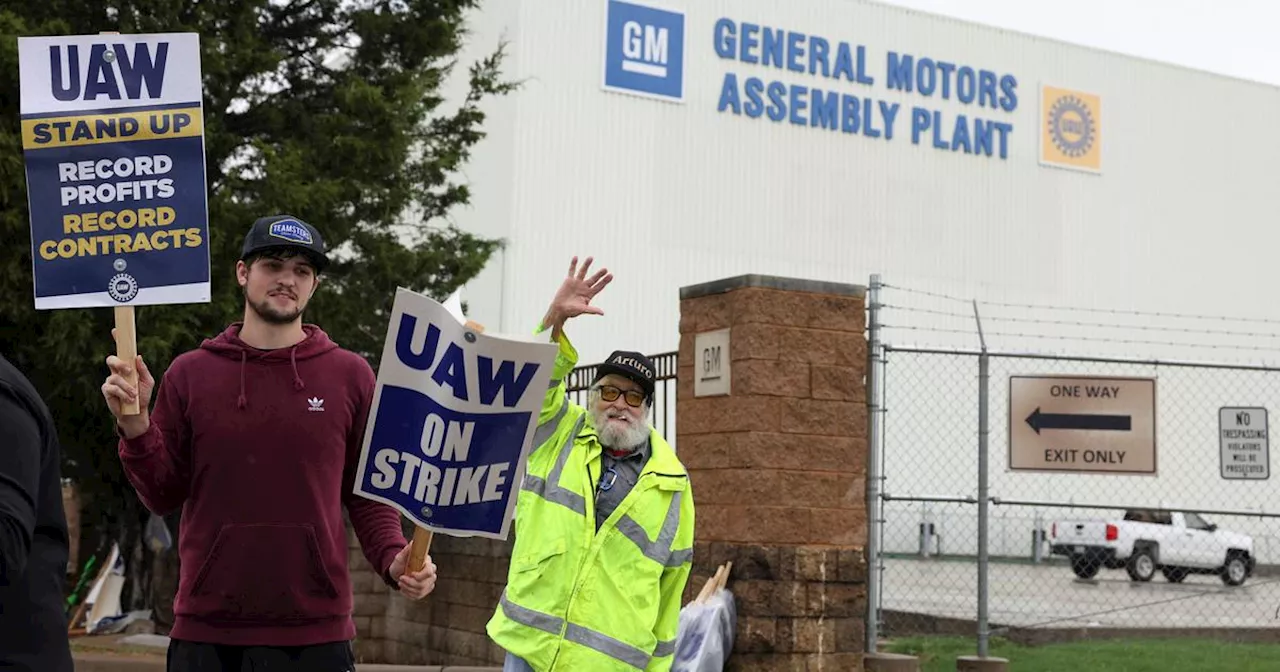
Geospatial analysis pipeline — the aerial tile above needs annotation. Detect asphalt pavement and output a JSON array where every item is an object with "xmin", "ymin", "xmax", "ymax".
[{"xmin": 881, "ymin": 557, "xmax": 1280, "ymax": 629}]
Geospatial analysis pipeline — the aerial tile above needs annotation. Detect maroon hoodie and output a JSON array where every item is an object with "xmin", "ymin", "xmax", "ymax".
[{"xmin": 118, "ymin": 323, "xmax": 407, "ymax": 646}]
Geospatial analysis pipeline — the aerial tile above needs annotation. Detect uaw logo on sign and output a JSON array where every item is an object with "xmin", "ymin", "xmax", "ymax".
[
  {"xmin": 602, "ymin": 0, "xmax": 685, "ymax": 103},
  {"xmin": 106, "ymin": 258, "xmax": 139, "ymax": 303},
  {"xmin": 1040, "ymin": 85, "xmax": 1102, "ymax": 173},
  {"xmin": 108, "ymin": 273, "xmax": 140, "ymax": 303}
]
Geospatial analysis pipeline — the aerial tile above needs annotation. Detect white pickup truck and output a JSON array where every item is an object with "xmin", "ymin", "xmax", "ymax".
[{"xmin": 1049, "ymin": 508, "xmax": 1255, "ymax": 586}]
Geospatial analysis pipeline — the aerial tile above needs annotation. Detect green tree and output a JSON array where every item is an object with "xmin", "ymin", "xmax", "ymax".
[{"xmin": 0, "ymin": 0, "xmax": 512, "ymax": 620}]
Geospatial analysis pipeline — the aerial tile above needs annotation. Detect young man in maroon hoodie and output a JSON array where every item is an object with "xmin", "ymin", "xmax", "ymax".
[{"xmin": 100, "ymin": 215, "xmax": 436, "ymax": 671}]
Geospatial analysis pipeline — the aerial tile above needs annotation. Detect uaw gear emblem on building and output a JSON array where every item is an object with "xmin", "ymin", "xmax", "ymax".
[{"xmin": 1040, "ymin": 85, "xmax": 1102, "ymax": 173}]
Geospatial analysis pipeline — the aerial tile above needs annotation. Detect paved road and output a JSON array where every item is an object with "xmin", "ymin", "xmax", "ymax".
[
  {"xmin": 881, "ymin": 557, "xmax": 1280, "ymax": 629},
  {"xmin": 72, "ymin": 635, "xmax": 500, "ymax": 672},
  {"xmin": 73, "ymin": 654, "xmax": 499, "ymax": 672}
]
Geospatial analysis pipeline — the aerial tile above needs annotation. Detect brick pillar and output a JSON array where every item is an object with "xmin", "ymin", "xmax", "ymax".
[{"xmin": 678, "ymin": 274, "xmax": 869, "ymax": 671}]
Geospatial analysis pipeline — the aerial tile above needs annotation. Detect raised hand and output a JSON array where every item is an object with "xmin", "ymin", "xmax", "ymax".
[
  {"xmin": 101, "ymin": 327, "xmax": 154, "ymax": 438},
  {"xmin": 543, "ymin": 256, "xmax": 613, "ymax": 338}
]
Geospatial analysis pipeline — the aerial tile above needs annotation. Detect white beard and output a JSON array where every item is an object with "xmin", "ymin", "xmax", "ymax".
[{"xmin": 593, "ymin": 406, "xmax": 650, "ymax": 450}]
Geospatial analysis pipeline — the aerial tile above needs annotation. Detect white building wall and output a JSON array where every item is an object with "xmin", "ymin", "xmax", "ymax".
[
  {"xmin": 432, "ymin": 0, "xmax": 521, "ymax": 333},
  {"xmin": 449, "ymin": 0, "xmax": 1280, "ymax": 366},
  {"xmin": 442, "ymin": 0, "xmax": 1280, "ymax": 555}
]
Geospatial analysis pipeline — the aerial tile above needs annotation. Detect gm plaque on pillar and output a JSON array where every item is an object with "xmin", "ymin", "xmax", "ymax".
[{"xmin": 694, "ymin": 328, "xmax": 730, "ymax": 397}]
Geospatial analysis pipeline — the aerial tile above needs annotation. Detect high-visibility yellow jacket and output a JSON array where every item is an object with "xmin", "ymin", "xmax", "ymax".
[{"xmin": 486, "ymin": 327, "xmax": 695, "ymax": 671}]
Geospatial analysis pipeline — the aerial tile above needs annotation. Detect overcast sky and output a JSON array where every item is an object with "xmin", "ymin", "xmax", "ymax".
[{"xmin": 878, "ymin": 0, "xmax": 1279, "ymax": 86}]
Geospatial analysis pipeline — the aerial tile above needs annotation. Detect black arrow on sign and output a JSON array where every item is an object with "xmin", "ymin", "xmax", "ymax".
[{"xmin": 1026, "ymin": 407, "xmax": 1132, "ymax": 435}]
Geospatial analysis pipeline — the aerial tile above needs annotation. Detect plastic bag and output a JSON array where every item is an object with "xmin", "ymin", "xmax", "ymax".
[
  {"xmin": 672, "ymin": 589, "xmax": 736, "ymax": 672},
  {"xmin": 91, "ymin": 609, "xmax": 152, "ymax": 635},
  {"xmin": 145, "ymin": 513, "xmax": 172, "ymax": 552}
]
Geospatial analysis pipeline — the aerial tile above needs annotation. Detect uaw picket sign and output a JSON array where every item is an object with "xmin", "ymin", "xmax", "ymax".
[
  {"xmin": 1008, "ymin": 375, "xmax": 1156, "ymax": 474},
  {"xmin": 352, "ymin": 288, "xmax": 558, "ymax": 539},
  {"xmin": 1219, "ymin": 407, "xmax": 1269, "ymax": 480},
  {"xmin": 18, "ymin": 32, "xmax": 211, "ymax": 310}
]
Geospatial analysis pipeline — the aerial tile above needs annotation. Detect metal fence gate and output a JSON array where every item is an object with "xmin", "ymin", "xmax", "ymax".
[{"xmin": 865, "ymin": 274, "xmax": 1280, "ymax": 657}]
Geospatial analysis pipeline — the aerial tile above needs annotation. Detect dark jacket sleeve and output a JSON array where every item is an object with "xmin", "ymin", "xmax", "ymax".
[{"xmin": 0, "ymin": 383, "xmax": 41, "ymax": 586}]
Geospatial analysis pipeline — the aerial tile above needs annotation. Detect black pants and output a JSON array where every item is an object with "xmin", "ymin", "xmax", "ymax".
[{"xmin": 166, "ymin": 637, "xmax": 356, "ymax": 672}]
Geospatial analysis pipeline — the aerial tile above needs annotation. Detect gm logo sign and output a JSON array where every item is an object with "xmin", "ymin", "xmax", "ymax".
[{"xmin": 602, "ymin": 0, "xmax": 685, "ymax": 103}]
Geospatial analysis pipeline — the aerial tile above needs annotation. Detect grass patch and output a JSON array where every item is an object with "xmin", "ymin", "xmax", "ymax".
[{"xmin": 886, "ymin": 636, "xmax": 1280, "ymax": 672}]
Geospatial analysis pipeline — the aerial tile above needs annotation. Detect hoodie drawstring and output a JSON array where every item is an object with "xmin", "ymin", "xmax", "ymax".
[
  {"xmin": 208, "ymin": 324, "xmax": 323, "ymax": 410},
  {"xmin": 291, "ymin": 346, "xmax": 305, "ymax": 391},
  {"xmin": 237, "ymin": 351, "xmax": 247, "ymax": 409}
]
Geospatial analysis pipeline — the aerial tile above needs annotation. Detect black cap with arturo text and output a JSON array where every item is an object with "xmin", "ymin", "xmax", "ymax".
[
  {"xmin": 240, "ymin": 215, "xmax": 330, "ymax": 272},
  {"xmin": 593, "ymin": 350, "xmax": 656, "ymax": 400}
]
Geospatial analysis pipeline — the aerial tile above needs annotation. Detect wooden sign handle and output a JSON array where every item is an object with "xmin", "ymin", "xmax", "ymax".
[
  {"xmin": 409, "ymin": 526, "xmax": 434, "ymax": 573},
  {"xmin": 115, "ymin": 306, "xmax": 140, "ymax": 416},
  {"xmin": 407, "ymin": 318, "xmax": 486, "ymax": 574},
  {"xmin": 98, "ymin": 30, "xmax": 141, "ymax": 417}
]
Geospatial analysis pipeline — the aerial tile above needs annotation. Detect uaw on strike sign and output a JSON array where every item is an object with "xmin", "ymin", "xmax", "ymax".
[
  {"xmin": 353, "ymin": 289, "xmax": 558, "ymax": 539},
  {"xmin": 18, "ymin": 33, "xmax": 210, "ymax": 310}
]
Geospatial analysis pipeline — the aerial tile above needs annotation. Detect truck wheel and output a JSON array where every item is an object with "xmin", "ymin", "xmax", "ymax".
[
  {"xmin": 1221, "ymin": 554, "xmax": 1249, "ymax": 586},
  {"xmin": 1071, "ymin": 555, "xmax": 1100, "ymax": 579},
  {"xmin": 1161, "ymin": 567, "xmax": 1188, "ymax": 583},
  {"xmin": 1127, "ymin": 547, "xmax": 1156, "ymax": 582}
]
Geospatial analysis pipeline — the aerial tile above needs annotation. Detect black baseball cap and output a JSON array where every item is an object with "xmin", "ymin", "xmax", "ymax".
[
  {"xmin": 593, "ymin": 350, "xmax": 656, "ymax": 399},
  {"xmin": 240, "ymin": 215, "xmax": 330, "ymax": 272}
]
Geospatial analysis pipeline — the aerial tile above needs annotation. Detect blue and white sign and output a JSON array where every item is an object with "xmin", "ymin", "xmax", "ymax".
[
  {"xmin": 352, "ymin": 288, "xmax": 558, "ymax": 539},
  {"xmin": 602, "ymin": 0, "xmax": 686, "ymax": 102},
  {"xmin": 18, "ymin": 32, "xmax": 211, "ymax": 310}
]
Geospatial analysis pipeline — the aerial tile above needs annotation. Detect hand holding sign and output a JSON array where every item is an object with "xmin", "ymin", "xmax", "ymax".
[
  {"xmin": 388, "ymin": 539, "xmax": 438, "ymax": 600},
  {"xmin": 101, "ymin": 327, "xmax": 154, "ymax": 438}
]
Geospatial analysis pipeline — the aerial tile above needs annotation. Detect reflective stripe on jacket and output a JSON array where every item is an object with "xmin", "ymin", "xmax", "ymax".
[{"xmin": 486, "ymin": 328, "xmax": 695, "ymax": 672}]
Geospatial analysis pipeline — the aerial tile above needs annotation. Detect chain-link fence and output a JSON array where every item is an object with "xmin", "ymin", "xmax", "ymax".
[{"xmin": 866, "ymin": 275, "xmax": 1280, "ymax": 657}]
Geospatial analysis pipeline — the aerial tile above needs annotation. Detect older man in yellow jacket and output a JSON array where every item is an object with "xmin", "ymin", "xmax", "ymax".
[{"xmin": 487, "ymin": 256, "xmax": 695, "ymax": 672}]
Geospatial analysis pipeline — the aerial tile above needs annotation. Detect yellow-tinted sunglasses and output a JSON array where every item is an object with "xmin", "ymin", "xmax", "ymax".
[{"xmin": 598, "ymin": 384, "xmax": 646, "ymax": 408}]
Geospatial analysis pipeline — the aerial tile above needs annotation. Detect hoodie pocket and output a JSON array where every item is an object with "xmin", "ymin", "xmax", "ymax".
[{"xmin": 186, "ymin": 523, "xmax": 341, "ymax": 622}]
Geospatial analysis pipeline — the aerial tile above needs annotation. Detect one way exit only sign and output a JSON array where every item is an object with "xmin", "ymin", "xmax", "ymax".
[{"xmin": 1008, "ymin": 375, "xmax": 1157, "ymax": 474}]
